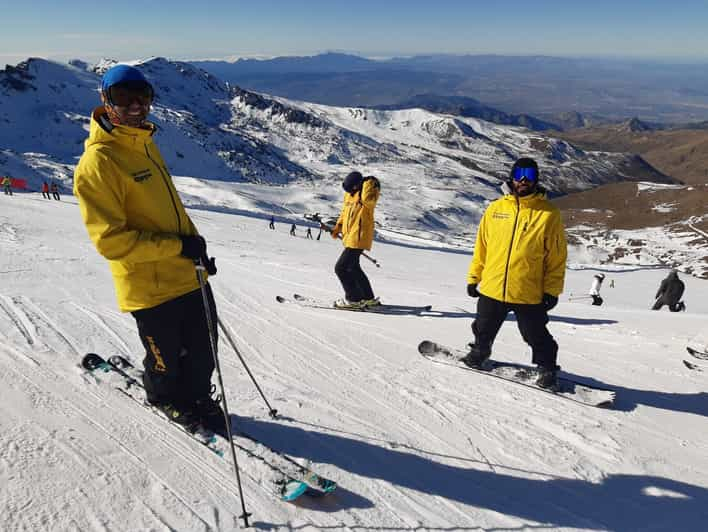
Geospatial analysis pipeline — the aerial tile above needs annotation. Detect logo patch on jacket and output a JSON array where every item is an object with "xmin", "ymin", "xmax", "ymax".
[
  {"xmin": 492, "ymin": 212, "xmax": 511, "ymax": 220},
  {"xmin": 132, "ymin": 169, "xmax": 152, "ymax": 182}
]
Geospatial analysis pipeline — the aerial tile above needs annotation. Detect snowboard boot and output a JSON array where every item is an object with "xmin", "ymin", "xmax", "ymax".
[
  {"xmin": 334, "ymin": 298, "xmax": 363, "ymax": 309},
  {"xmin": 536, "ymin": 366, "xmax": 560, "ymax": 390},
  {"xmin": 194, "ymin": 390, "xmax": 227, "ymax": 435},
  {"xmin": 461, "ymin": 343, "xmax": 490, "ymax": 368}
]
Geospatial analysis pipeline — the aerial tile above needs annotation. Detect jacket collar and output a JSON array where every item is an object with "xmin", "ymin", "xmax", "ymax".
[{"xmin": 85, "ymin": 106, "xmax": 157, "ymax": 151}]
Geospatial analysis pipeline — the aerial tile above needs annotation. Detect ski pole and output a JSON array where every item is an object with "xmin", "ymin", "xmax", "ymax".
[
  {"xmin": 567, "ymin": 294, "xmax": 592, "ymax": 301},
  {"xmin": 320, "ymin": 222, "xmax": 381, "ymax": 268},
  {"xmin": 217, "ymin": 317, "xmax": 279, "ymax": 419},
  {"xmin": 195, "ymin": 260, "xmax": 252, "ymax": 527}
]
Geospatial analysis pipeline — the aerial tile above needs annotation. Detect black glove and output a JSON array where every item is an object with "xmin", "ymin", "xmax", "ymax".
[
  {"xmin": 201, "ymin": 255, "xmax": 217, "ymax": 276},
  {"xmin": 467, "ymin": 284, "xmax": 480, "ymax": 298},
  {"xmin": 542, "ymin": 293, "xmax": 558, "ymax": 311},
  {"xmin": 180, "ymin": 235, "xmax": 206, "ymax": 260}
]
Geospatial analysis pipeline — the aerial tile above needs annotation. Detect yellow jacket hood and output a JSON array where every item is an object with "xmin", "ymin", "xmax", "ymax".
[
  {"xmin": 467, "ymin": 190, "xmax": 567, "ymax": 304},
  {"xmin": 74, "ymin": 107, "xmax": 202, "ymax": 312}
]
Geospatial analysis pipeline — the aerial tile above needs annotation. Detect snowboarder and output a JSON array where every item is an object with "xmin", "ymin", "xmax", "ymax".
[
  {"xmin": 41, "ymin": 182, "xmax": 51, "ymax": 199},
  {"xmin": 330, "ymin": 171, "xmax": 381, "ymax": 309},
  {"xmin": 269, "ymin": 215, "xmax": 275, "ymax": 230},
  {"xmin": 463, "ymin": 157, "xmax": 567, "ymax": 389},
  {"xmin": 290, "ymin": 223, "xmax": 296, "ymax": 236},
  {"xmin": 73, "ymin": 65, "xmax": 224, "ymax": 433},
  {"xmin": 2, "ymin": 176, "xmax": 12, "ymax": 196},
  {"xmin": 50, "ymin": 182, "xmax": 61, "ymax": 201},
  {"xmin": 306, "ymin": 227, "xmax": 313, "ymax": 239},
  {"xmin": 652, "ymin": 270, "xmax": 685, "ymax": 312},
  {"xmin": 589, "ymin": 273, "xmax": 605, "ymax": 306}
]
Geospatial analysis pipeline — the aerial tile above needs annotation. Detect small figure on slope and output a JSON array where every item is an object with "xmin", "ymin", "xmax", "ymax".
[
  {"xmin": 2, "ymin": 175, "xmax": 12, "ymax": 196},
  {"xmin": 50, "ymin": 182, "xmax": 61, "ymax": 201},
  {"xmin": 41, "ymin": 181, "xmax": 51, "ymax": 199},
  {"xmin": 290, "ymin": 223, "xmax": 296, "ymax": 236},
  {"xmin": 330, "ymin": 171, "xmax": 381, "ymax": 309},
  {"xmin": 463, "ymin": 157, "xmax": 568, "ymax": 389},
  {"xmin": 652, "ymin": 270, "xmax": 686, "ymax": 312},
  {"xmin": 269, "ymin": 215, "xmax": 275, "ymax": 230},
  {"xmin": 589, "ymin": 273, "xmax": 605, "ymax": 306}
]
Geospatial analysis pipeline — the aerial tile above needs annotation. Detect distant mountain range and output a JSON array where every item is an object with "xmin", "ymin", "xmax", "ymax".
[
  {"xmin": 0, "ymin": 56, "xmax": 672, "ymax": 246},
  {"xmin": 192, "ymin": 53, "xmax": 708, "ymax": 125}
]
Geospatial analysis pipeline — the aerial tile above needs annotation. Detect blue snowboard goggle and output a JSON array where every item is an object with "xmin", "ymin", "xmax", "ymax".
[{"xmin": 511, "ymin": 166, "xmax": 538, "ymax": 183}]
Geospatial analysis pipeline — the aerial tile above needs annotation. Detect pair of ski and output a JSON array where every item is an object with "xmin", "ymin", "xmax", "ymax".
[
  {"xmin": 277, "ymin": 293, "xmax": 432, "ymax": 314},
  {"xmin": 684, "ymin": 346, "xmax": 708, "ymax": 371},
  {"xmin": 81, "ymin": 353, "xmax": 336, "ymax": 502}
]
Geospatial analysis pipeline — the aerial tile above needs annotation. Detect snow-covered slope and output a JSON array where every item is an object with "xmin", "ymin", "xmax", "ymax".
[
  {"xmin": 1, "ymin": 193, "xmax": 707, "ymax": 530},
  {"xmin": 1, "ymin": 57, "xmax": 670, "ymax": 249}
]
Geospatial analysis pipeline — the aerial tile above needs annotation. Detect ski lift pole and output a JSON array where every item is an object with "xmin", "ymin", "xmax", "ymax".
[
  {"xmin": 217, "ymin": 317, "xmax": 278, "ymax": 419},
  {"xmin": 320, "ymin": 221, "xmax": 381, "ymax": 268},
  {"xmin": 195, "ymin": 260, "xmax": 252, "ymax": 527}
]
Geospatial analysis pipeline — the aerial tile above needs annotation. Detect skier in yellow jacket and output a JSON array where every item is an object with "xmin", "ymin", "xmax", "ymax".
[
  {"xmin": 74, "ymin": 65, "xmax": 224, "ymax": 433},
  {"xmin": 464, "ymin": 157, "xmax": 567, "ymax": 389},
  {"xmin": 330, "ymin": 171, "xmax": 381, "ymax": 309}
]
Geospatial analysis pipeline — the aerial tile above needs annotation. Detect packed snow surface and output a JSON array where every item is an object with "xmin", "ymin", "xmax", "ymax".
[{"xmin": 1, "ymin": 191, "xmax": 707, "ymax": 531}]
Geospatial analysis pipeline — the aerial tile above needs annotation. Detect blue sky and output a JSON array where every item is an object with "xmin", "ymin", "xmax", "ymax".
[{"xmin": 2, "ymin": 0, "xmax": 707, "ymax": 65}]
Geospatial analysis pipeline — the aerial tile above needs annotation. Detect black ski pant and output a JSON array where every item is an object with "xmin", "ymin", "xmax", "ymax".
[
  {"xmin": 42, "ymin": 192, "xmax": 51, "ymax": 199},
  {"xmin": 335, "ymin": 248, "xmax": 374, "ymax": 302},
  {"xmin": 471, "ymin": 294, "xmax": 558, "ymax": 369},
  {"xmin": 131, "ymin": 285, "xmax": 217, "ymax": 407},
  {"xmin": 52, "ymin": 192, "xmax": 60, "ymax": 200}
]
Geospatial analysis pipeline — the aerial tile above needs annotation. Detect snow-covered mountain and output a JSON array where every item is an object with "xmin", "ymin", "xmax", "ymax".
[{"xmin": 0, "ymin": 57, "xmax": 670, "ymax": 249}]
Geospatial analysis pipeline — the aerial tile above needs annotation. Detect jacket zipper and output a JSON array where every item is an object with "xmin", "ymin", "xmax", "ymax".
[
  {"xmin": 144, "ymin": 143, "xmax": 181, "ymax": 234},
  {"xmin": 502, "ymin": 196, "xmax": 521, "ymax": 301}
]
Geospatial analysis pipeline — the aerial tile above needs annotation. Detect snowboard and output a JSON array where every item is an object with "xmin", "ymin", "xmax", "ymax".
[{"xmin": 418, "ymin": 340, "xmax": 616, "ymax": 408}]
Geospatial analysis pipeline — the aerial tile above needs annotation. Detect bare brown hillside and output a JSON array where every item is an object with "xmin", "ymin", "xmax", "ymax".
[{"xmin": 557, "ymin": 124, "xmax": 708, "ymax": 185}]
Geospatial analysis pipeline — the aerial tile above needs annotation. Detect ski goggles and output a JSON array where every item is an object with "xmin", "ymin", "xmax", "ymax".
[
  {"xmin": 106, "ymin": 81, "xmax": 154, "ymax": 107},
  {"xmin": 511, "ymin": 166, "xmax": 538, "ymax": 183}
]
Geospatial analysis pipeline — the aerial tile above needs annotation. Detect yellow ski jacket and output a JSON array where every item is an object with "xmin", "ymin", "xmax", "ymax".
[
  {"xmin": 334, "ymin": 176, "xmax": 380, "ymax": 250},
  {"xmin": 74, "ymin": 107, "xmax": 201, "ymax": 312},
  {"xmin": 467, "ymin": 190, "xmax": 567, "ymax": 304}
]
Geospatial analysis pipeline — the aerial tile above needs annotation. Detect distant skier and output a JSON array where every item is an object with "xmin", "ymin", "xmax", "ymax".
[
  {"xmin": 463, "ymin": 158, "xmax": 567, "ymax": 389},
  {"xmin": 306, "ymin": 227, "xmax": 313, "ymax": 239},
  {"xmin": 330, "ymin": 171, "xmax": 381, "ymax": 309},
  {"xmin": 41, "ymin": 182, "xmax": 51, "ymax": 199},
  {"xmin": 290, "ymin": 223, "xmax": 296, "ymax": 236},
  {"xmin": 589, "ymin": 273, "xmax": 605, "ymax": 306},
  {"xmin": 316, "ymin": 227, "xmax": 322, "ymax": 241},
  {"xmin": 2, "ymin": 176, "xmax": 12, "ymax": 196},
  {"xmin": 269, "ymin": 215, "xmax": 275, "ymax": 230},
  {"xmin": 73, "ymin": 64, "xmax": 224, "ymax": 434},
  {"xmin": 50, "ymin": 182, "xmax": 61, "ymax": 201},
  {"xmin": 652, "ymin": 270, "xmax": 685, "ymax": 312}
]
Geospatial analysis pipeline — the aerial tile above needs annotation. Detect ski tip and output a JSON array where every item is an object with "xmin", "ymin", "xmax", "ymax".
[
  {"xmin": 276, "ymin": 295, "xmax": 287, "ymax": 303},
  {"xmin": 108, "ymin": 355, "xmax": 134, "ymax": 369},
  {"xmin": 81, "ymin": 353, "xmax": 106, "ymax": 370},
  {"xmin": 418, "ymin": 340, "xmax": 436, "ymax": 354}
]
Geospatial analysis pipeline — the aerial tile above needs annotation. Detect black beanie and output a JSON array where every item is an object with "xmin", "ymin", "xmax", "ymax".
[{"xmin": 342, "ymin": 171, "xmax": 364, "ymax": 193}]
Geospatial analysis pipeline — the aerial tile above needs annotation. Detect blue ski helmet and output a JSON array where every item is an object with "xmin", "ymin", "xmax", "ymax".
[{"xmin": 101, "ymin": 64, "xmax": 151, "ymax": 92}]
